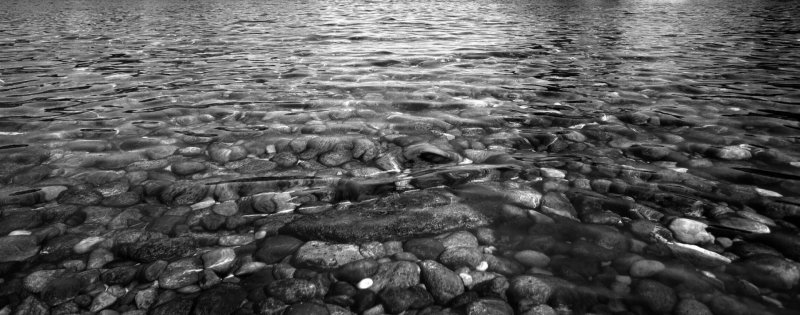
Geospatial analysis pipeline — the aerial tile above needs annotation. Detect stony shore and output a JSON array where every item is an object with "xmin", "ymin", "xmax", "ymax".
[{"xmin": 1, "ymin": 106, "xmax": 799, "ymax": 315}]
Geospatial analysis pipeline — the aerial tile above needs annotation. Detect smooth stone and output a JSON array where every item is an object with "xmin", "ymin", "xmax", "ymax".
[
  {"xmin": 439, "ymin": 247, "xmax": 483, "ymax": 269},
  {"xmin": 440, "ymin": 231, "xmax": 479, "ymax": 249},
  {"xmin": 513, "ymin": 250, "xmax": 550, "ymax": 268},
  {"xmin": 539, "ymin": 168, "xmax": 566, "ymax": 178},
  {"xmin": 369, "ymin": 261, "xmax": 420, "ymax": 292},
  {"xmin": 284, "ymin": 302, "xmax": 330, "ymax": 315},
  {"xmin": 212, "ymin": 201, "xmax": 238, "ymax": 216},
  {"xmin": 150, "ymin": 297, "xmax": 194, "ymax": 315},
  {"xmin": 135, "ymin": 286, "xmax": 157, "ymax": 310},
  {"xmin": 629, "ymin": 259, "xmax": 665, "ymax": 278},
  {"xmin": 255, "ymin": 235, "xmax": 304, "ymax": 264},
  {"xmin": 202, "ymin": 247, "xmax": 237, "ymax": 273},
  {"xmin": 24, "ymin": 269, "xmax": 66, "ymax": 293},
  {"xmin": 74, "ymin": 236, "xmax": 106, "ymax": 254},
  {"xmin": 88, "ymin": 248, "xmax": 115, "ymax": 269},
  {"xmin": 669, "ymin": 218, "xmax": 714, "ymax": 245},
  {"xmin": 171, "ymin": 161, "xmax": 206, "ymax": 176},
  {"xmin": 378, "ymin": 287, "xmax": 416, "ymax": 314},
  {"xmin": 281, "ymin": 190, "xmax": 490, "ymax": 242},
  {"xmin": 508, "ymin": 275, "xmax": 568, "ymax": 306},
  {"xmin": 0, "ymin": 235, "xmax": 40, "ymax": 262},
  {"xmin": 419, "ymin": 260, "xmax": 464, "ymax": 304},
  {"xmin": 674, "ymin": 299, "xmax": 713, "ymax": 315},
  {"xmin": 193, "ymin": 283, "xmax": 247, "ymax": 315},
  {"xmin": 539, "ymin": 192, "xmax": 578, "ymax": 220},
  {"xmin": 158, "ymin": 258, "xmax": 202, "ymax": 289},
  {"xmin": 142, "ymin": 260, "xmax": 168, "ymax": 282},
  {"xmin": 708, "ymin": 294, "xmax": 751, "ymax": 315},
  {"xmin": 266, "ymin": 278, "xmax": 319, "ymax": 304},
  {"xmin": 634, "ymin": 279, "xmax": 676, "ymax": 313},
  {"xmin": 715, "ymin": 217, "xmax": 770, "ymax": 234},
  {"xmin": 666, "ymin": 242, "xmax": 731, "ymax": 267},
  {"xmin": 293, "ymin": 241, "xmax": 366, "ymax": 269},
  {"xmin": 101, "ymin": 265, "xmax": 139, "ymax": 285},
  {"xmin": 0, "ymin": 212, "xmax": 43, "ymax": 236},
  {"xmin": 404, "ymin": 238, "xmax": 445, "ymax": 261},
  {"xmin": 41, "ymin": 276, "xmax": 83, "ymax": 306},
  {"xmin": 465, "ymin": 298, "xmax": 514, "ymax": 315},
  {"xmin": 90, "ymin": 291, "xmax": 117, "ymax": 312},
  {"xmin": 714, "ymin": 146, "xmax": 751, "ymax": 160},
  {"xmin": 335, "ymin": 259, "xmax": 379, "ymax": 283},
  {"xmin": 733, "ymin": 255, "xmax": 800, "ymax": 290}
]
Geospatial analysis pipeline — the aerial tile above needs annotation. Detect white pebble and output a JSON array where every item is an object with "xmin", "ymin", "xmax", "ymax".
[
  {"xmin": 459, "ymin": 273, "xmax": 473, "ymax": 287},
  {"xmin": 357, "ymin": 278, "xmax": 373, "ymax": 289},
  {"xmin": 8, "ymin": 230, "xmax": 32, "ymax": 236},
  {"xmin": 191, "ymin": 197, "xmax": 216, "ymax": 210},
  {"xmin": 74, "ymin": 236, "xmax": 106, "ymax": 254},
  {"xmin": 254, "ymin": 230, "xmax": 267, "ymax": 240},
  {"xmin": 755, "ymin": 188, "xmax": 782, "ymax": 197},
  {"xmin": 476, "ymin": 261, "xmax": 488, "ymax": 271},
  {"xmin": 265, "ymin": 144, "xmax": 276, "ymax": 154}
]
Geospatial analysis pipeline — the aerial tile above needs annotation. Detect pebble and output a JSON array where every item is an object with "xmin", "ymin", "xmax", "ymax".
[
  {"xmin": 635, "ymin": 279, "xmax": 676, "ymax": 313},
  {"xmin": 514, "ymin": 250, "xmax": 551, "ymax": 268},
  {"xmin": 629, "ymin": 259, "xmax": 665, "ymax": 277},
  {"xmin": 266, "ymin": 278, "xmax": 319, "ymax": 304},
  {"xmin": 294, "ymin": 241, "xmax": 366, "ymax": 269},
  {"xmin": 357, "ymin": 278, "xmax": 374, "ymax": 289},
  {"xmin": 419, "ymin": 260, "xmax": 465, "ymax": 304},
  {"xmin": 202, "ymin": 247, "xmax": 237, "ymax": 273},
  {"xmin": 73, "ymin": 236, "xmax": 106, "ymax": 254},
  {"xmin": 669, "ymin": 218, "xmax": 714, "ymax": 245},
  {"xmin": 0, "ymin": 235, "xmax": 40, "ymax": 262}
]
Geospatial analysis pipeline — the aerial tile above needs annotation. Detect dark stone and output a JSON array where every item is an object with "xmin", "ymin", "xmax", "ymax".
[
  {"xmin": 152, "ymin": 297, "xmax": 195, "ymax": 315},
  {"xmin": 379, "ymin": 287, "xmax": 416, "ymax": 314},
  {"xmin": 283, "ymin": 302, "xmax": 330, "ymax": 315},
  {"xmin": 172, "ymin": 162, "xmax": 207, "ymax": 176},
  {"xmin": 419, "ymin": 260, "xmax": 464, "ymax": 304},
  {"xmin": 352, "ymin": 289, "xmax": 378, "ymax": 313},
  {"xmin": 41, "ymin": 276, "xmax": 83, "ymax": 306},
  {"xmin": 746, "ymin": 232, "xmax": 800, "ymax": 261},
  {"xmin": 159, "ymin": 182, "xmax": 209, "ymax": 206},
  {"xmin": 265, "ymin": 278, "xmax": 318, "ymax": 304},
  {"xmin": 281, "ymin": 190, "xmax": 491, "ymax": 242},
  {"xmin": 14, "ymin": 296, "xmax": 49, "ymax": 315},
  {"xmin": 142, "ymin": 260, "xmax": 169, "ymax": 282},
  {"xmin": 116, "ymin": 237, "xmax": 196, "ymax": 262},
  {"xmin": 634, "ymin": 279, "xmax": 676, "ymax": 313},
  {"xmin": 334, "ymin": 259, "xmax": 379, "ymax": 283},
  {"xmin": 408, "ymin": 285, "xmax": 435, "ymax": 309},
  {"xmin": 438, "ymin": 247, "xmax": 483, "ymax": 269},
  {"xmin": 0, "ymin": 235, "xmax": 40, "ymax": 262},
  {"xmin": 201, "ymin": 214, "xmax": 226, "ymax": 231},
  {"xmin": 255, "ymin": 297, "xmax": 287, "ymax": 315},
  {"xmin": 57, "ymin": 187, "xmax": 103, "ymax": 206},
  {"xmin": 404, "ymin": 238, "xmax": 445, "ymax": 261},
  {"xmin": 147, "ymin": 215, "xmax": 186, "ymax": 235},
  {"xmin": 102, "ymin": 265, "xmax": 139, "ymax": 285},
  {"xmin": 193, "ymin": 283, "xmax": 247, "ymax": 315},
  {"xmin": 254, "ymin": 235, "xmax": 303, "ymax": 264},
  {"xmin": 466, "ymin": 298, "xmax": 514, "ymax": 315},
  {"xmin": 0, "ymin": 212, "xmax": 42, "ymax": 236}
]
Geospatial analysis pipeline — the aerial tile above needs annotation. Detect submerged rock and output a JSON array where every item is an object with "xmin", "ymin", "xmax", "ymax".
[{"xmin": 281, "ymin": 190, "xmax": 491, "ymax": 242}]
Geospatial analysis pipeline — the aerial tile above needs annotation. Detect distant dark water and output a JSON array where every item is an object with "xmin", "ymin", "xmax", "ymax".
[{"xmin": 2, "ymin": 0, "xmax": 800, "ymax": 314}]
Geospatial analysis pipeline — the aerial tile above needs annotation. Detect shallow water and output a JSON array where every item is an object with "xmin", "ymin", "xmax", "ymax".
[{"xmin": 1, "ymin": 0, "xmax": 800, "ymax": 314}]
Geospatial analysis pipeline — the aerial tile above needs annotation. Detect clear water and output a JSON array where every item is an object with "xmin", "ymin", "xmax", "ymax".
[{"xmin": 1, "ymin": 0, "xmax": 800, "ymax": 313}]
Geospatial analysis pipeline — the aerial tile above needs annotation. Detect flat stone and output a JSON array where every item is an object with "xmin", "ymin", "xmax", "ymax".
[
  {"xmin": 281, "ymin": 190, "xmax": 491, "ymax": 242},
  {"xmin": 0, "ymin": 235, "xmax": 40, "ymax": 262},
  {"xmin": 293, "ymin": 241, "xmax": 365, "ymax": 269}
]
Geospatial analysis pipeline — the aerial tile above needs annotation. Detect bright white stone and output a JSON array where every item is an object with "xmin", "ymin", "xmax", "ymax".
[{"xmin": 357, "ymin": 278, "xmax": 373, "ymax": 289}]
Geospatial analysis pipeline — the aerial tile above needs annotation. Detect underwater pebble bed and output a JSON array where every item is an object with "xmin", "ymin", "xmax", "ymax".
[{"xmin": 1, "ymin": 0, "xmax": 800, "ymax": 315}]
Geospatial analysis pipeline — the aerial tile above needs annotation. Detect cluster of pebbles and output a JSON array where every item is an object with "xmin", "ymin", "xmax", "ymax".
[{"xmin": 1, "ymin": 104, "xmax": 799, "ymax": 315}]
